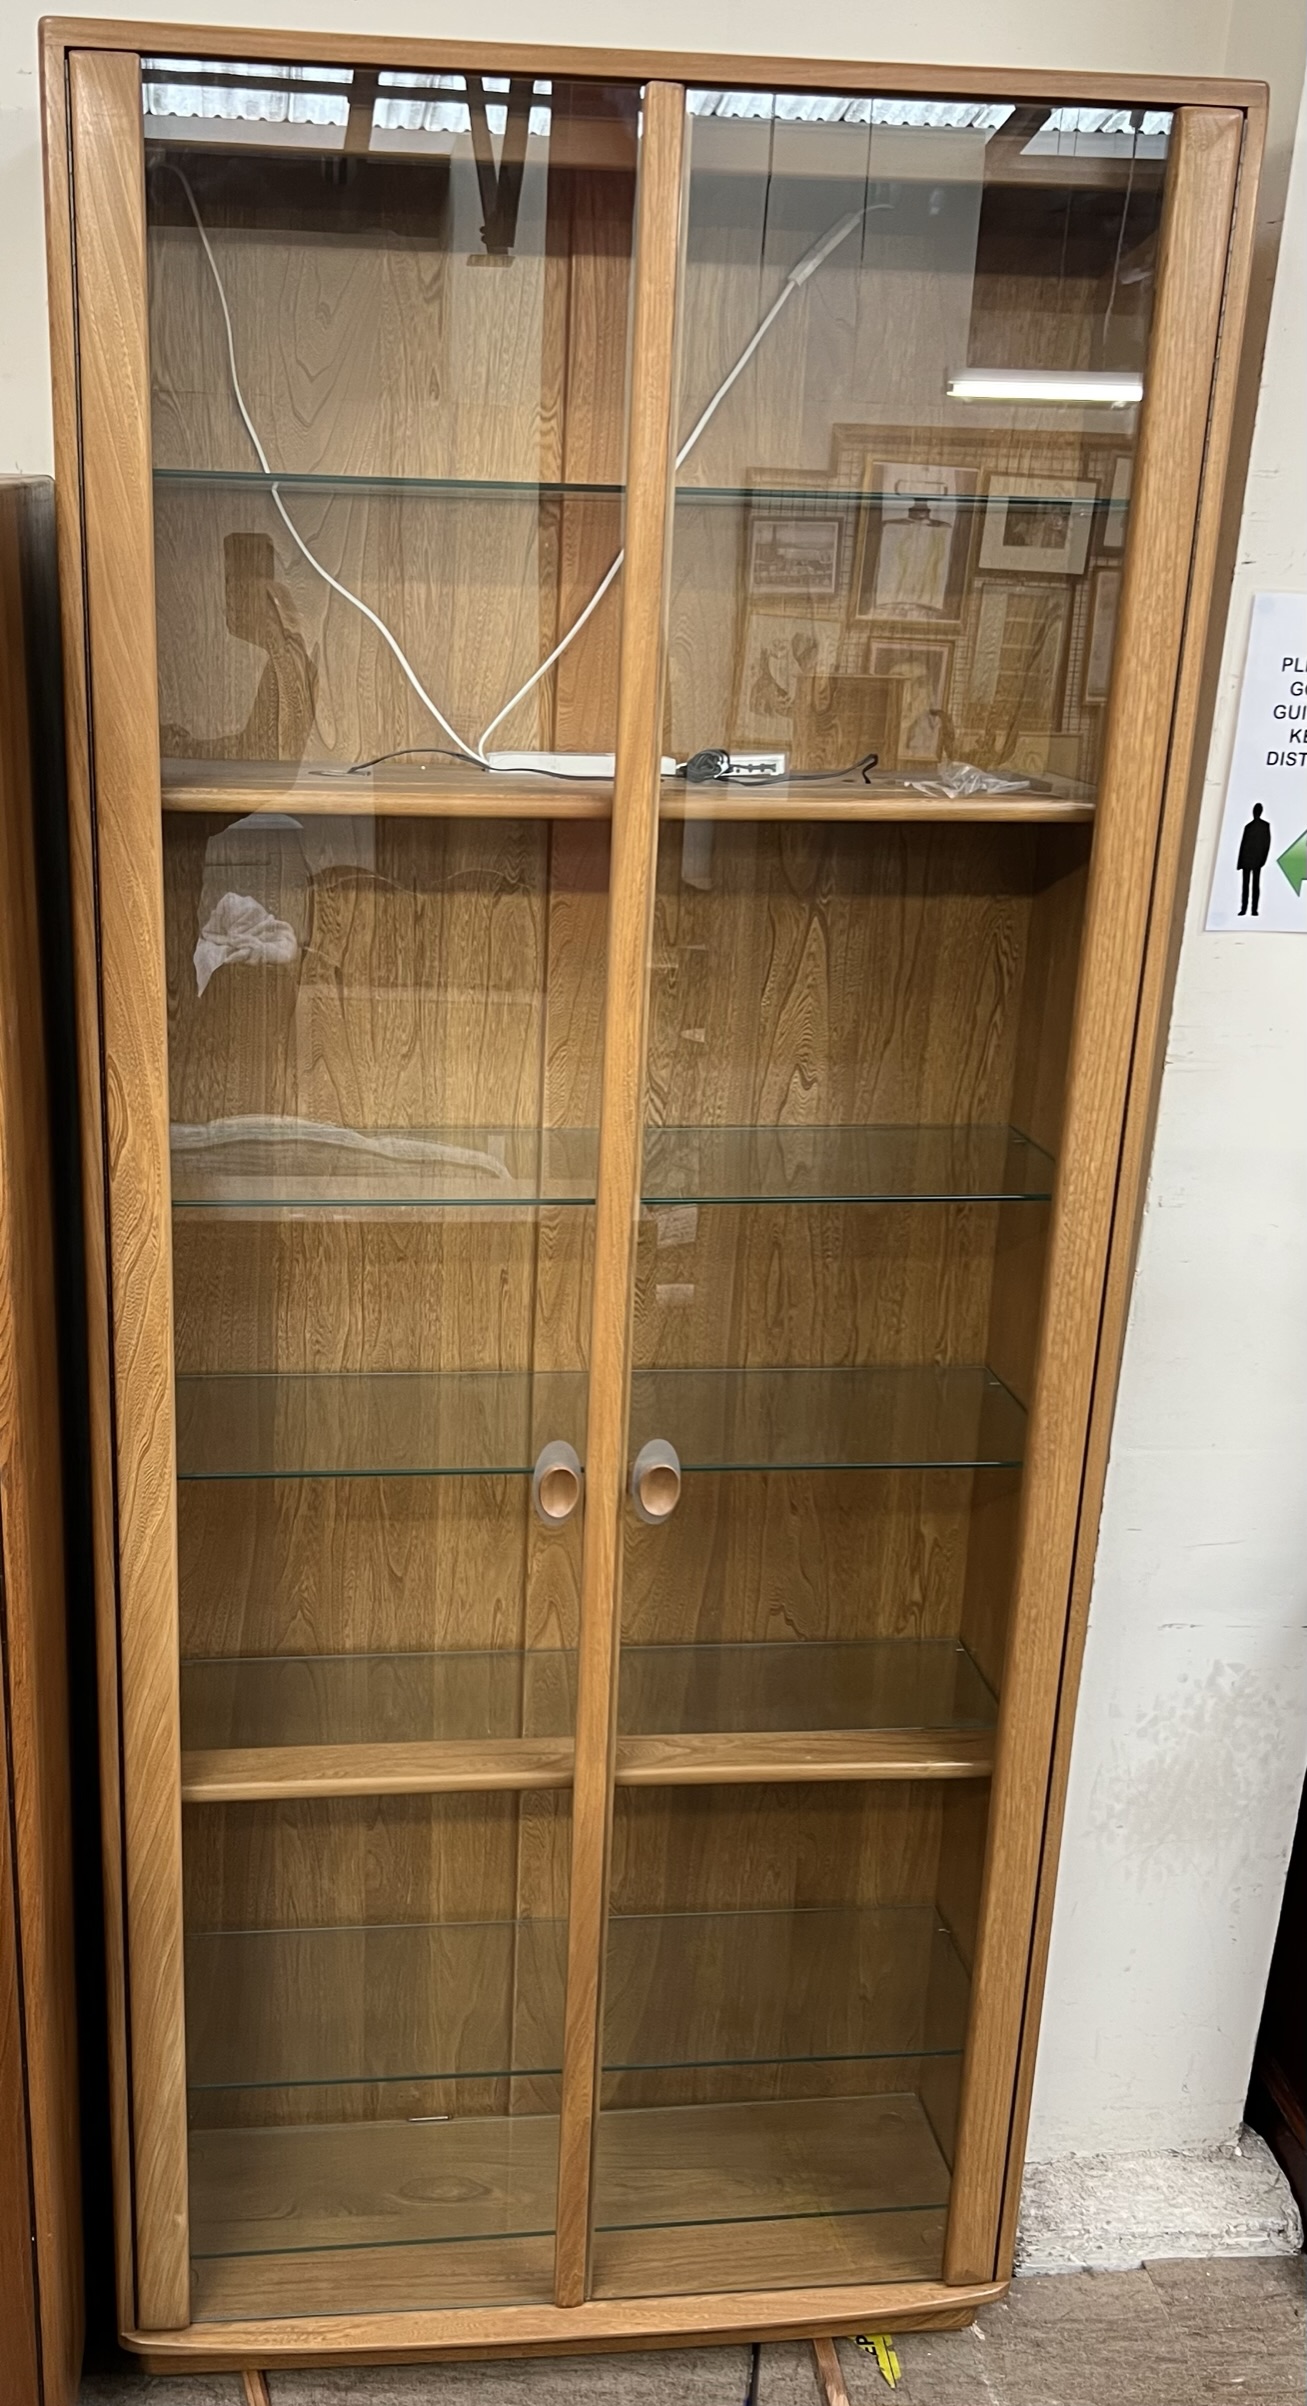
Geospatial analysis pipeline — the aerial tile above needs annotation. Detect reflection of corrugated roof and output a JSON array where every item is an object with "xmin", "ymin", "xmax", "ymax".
[
  {"xmin": 375, "ymin": 73, "xmax": 553, "ymax": 140},
  {"xmin": 142, "ymin": 57, "xmax": 353, "ymax": 127},
  {"xmin": 140, "ymin": 65, "xmax": 1171, "ymax": 155},
  {"xmin": 1041, "ymin": 106, "xmax": 1172, "ymax": 136},
  {"xmin": 686, "ymin": 95, "xmax": 1014, "ymax": 129}
]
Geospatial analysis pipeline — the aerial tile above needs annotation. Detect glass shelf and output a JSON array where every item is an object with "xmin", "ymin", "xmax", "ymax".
[
  {"xmin": 169, "ymin": 1120, "xmax": 1052, "ymax": 1212},
  {"xmin": 629, "ymin": 1365, "xmax": 1025, "ymax": 1474},
  {"xmin": 174, "ymin": 1364, "xmax": 1023, "ymax": 1479},
  {"xmin": 619, "ymin": 1640, "xmax": 995, "ymax": 1737},
  {"xmin": 153, "ymin": 466, "xmax": 624, "ymax": 499},
  {"xmin": 173, "ymin": 1369, "xmax": 588, "ymax": 1481},
  {"xmin": 154, "ymin": 465, "xmax": 1128, "ymax": 514},
  {"xmin": 185, "ymin": 1903, "xmax": 967, "ymax": 2093},
  {"xmin": 179, "ymin": 1639, "xmax": 994, "ymax": 1751},
  {"xmin": 602, "ymin": 1904, "xmax": 967, "ymax": 2077},
  {"xmin": 170, "ymin": 1122, "xmax": 598, "ymax": 1210},
  {"xmin": 187, "ymin": 2097, "xmax": 947, "ymax": 2306},
  {"xmin": 180, "ymin": 1648, "xmax": 576, "ymax": 1750},
  {"xmin": 185, "ymin": 1915, "xmax": 569, "ymax": 2092},
  {"xmin": 641, "ymin": 1123, "xmax": 1053, "ymax": 1206}
]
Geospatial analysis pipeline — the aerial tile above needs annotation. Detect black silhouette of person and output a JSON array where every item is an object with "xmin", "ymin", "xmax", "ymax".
[{"xmin": 1237, "ymin": 803, "xmax": 1272, "ymax": 916}]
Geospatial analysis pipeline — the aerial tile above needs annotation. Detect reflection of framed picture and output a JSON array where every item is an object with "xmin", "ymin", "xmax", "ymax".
[
  {"xmin": 747, "ymin": 514, "xmax": 842, "ymax": 599},
  {"xmin": 855, "ymin": 461, "xmax": 976, "ymax": 624},
  {"xmin": 734, "ymin": 611, "xmax": 842, "ymax": 745},
  {"xmin": 868, "ymin": 638, "xmax": 953, "ymax": 761},
  {"xmin": 1102, "ymin": 458, "xmax": 1131, "ymax": 551},
  {"xmin": 1083, "ymin": 568, "xmax": 1121, "ymax": 702},
  {"xmin": 978, "ymin": 473, "xmax": 1097, "ymax": 577},
  {"xmin": 960, "ymin": 581, "xmax": 1071, "ymax": 764}
]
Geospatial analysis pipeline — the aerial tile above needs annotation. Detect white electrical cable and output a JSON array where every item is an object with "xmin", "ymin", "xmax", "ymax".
[
  {"xmin": 479, "ymin": 210, "xmax": 869, "ymax": 755},
  {"xmin": 173, "ymin": 162, "xmax": 867, "ymax": 768},
  {"xmin": 171, "ymin": 167, "xmax": 485, "ymax": 765}
]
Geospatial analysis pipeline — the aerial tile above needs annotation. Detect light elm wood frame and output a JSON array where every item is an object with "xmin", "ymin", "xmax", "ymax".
[{"xmin": 41, "ymin": 19, "xmax": 1264, "ymax": 2369}]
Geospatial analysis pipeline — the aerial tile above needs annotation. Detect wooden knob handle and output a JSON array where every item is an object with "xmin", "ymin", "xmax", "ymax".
[
  {"xmin": 630, "ymin": 1439, "xmax": 681, "ymax": 1524},
  {"xmin": 532, "ymin": 1441, "xmax": 582, "ymax": 1524}
]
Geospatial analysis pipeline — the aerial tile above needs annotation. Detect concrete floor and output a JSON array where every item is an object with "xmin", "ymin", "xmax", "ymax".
[{"xmin": 78, "ymin": 2256, "xmax": 1306, "ymax": 2406}]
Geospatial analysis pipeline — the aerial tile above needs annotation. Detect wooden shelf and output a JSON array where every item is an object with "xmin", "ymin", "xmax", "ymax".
[
  {"xmin": 160, "ymin": 759, "xmax": 1096, "ymax": 825},
  {"xmin": 181, "ymin": 1726, "xmax": 992, "ymax": 1803},
  {"xmin": 188, "ymin": 2093, "xmax": 947, "ymax": 2319},
  {"xmin": 180, "ymin": 1736, "xmax": 573, "ymax": 1803},
  {"xmin": 617, "ymin": 1729, "xmax": 994, "ymax": 1785}
]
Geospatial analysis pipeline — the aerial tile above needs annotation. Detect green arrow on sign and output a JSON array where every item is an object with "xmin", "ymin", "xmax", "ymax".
[{"xmin": 1277, "ymin": 829, "xmax": 1307, "ymax": 898}]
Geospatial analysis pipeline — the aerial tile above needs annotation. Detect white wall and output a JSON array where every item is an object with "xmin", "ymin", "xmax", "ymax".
[
  {"xmin": 0, "ymin": 0, "xmax": 1304, "ymax": 2211},
  {"xmin": 1027, "ymin": 49, "xmax": 1307, "ymax": 2167}
]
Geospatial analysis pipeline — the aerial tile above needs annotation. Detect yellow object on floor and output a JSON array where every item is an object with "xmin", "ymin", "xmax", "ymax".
[{"xmin": 853, "ymin": 2333, "xmax": 902, "ymax": 2387}]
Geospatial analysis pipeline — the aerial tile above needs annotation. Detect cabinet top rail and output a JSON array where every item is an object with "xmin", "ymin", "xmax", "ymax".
[{"xmin": 43, "ymin": 23, "xmax": 1267, "ymax": 115}]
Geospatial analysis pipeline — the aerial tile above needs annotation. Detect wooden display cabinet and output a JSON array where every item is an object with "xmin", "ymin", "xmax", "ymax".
[{"xmin": 43, "ymin": 23, "xmax": 1261, "ymax": 2372}]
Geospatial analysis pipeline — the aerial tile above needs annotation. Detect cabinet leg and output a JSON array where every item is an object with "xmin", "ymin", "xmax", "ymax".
[
  {"xmin": 241, "ymin": 2374, "xmax": 272, "ymax": 2406},
  {"xmin": 812, "ymin": 2338, "xmax": 851, "ymax": 2406}
]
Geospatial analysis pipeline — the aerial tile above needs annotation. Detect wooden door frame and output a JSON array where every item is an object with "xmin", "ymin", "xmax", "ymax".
[
  {"xmin": 943, "ymin": 101, "xmax": 1250, "ymax": 2282},
  {"xmin": 42, "ymin": 20, "xmax": 1266, "ymax": 2358}
]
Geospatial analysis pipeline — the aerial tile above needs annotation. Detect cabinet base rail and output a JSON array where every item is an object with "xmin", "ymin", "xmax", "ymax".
[{"xmin": 130, "ymin": 2275, "xmax": 1005, "ymax": 2370}]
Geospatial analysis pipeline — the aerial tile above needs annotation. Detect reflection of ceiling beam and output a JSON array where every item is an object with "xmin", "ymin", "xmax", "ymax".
[
  {"xmin": 983, "ymin": 101, "xmax": 1049, "ymax": 174},
  {"xmin": 468, "ymin": 76, "xmax": 534, "ymax": 255},
  {"xmin": 980, "ymin": 102, "xmax": 1162, "ymax": 189},
  {"xmin": 343, "ymin": 67, "xmax": 379, "ymax": 155},
  {"xmin": 984, "ymin": 151, "xmax": 1163, "ymax": 191}
]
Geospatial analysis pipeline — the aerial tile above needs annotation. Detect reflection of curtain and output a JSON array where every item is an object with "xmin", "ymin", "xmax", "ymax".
[{"xmin": 876, "ymin": 517, "xmax": 951, "ymax": 617}]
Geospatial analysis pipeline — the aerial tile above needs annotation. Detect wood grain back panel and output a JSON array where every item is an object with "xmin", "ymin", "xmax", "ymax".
[
  {"xmin": 621, "ymin": 1469, "xmax": 976, "ymax": 1651},
  {"xmin": 646, "ymin": 822, "xmax": 1035, "ymax": 1132}
]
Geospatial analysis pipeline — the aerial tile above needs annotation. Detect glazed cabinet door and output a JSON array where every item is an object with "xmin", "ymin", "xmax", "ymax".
[
  {"xmin": 67, "ymin": 44, "xmax": 655, "ymax": 2328},
  {"xmin": 558, "ymin": 88, "xmax": 1245, "ymax": 2306}
]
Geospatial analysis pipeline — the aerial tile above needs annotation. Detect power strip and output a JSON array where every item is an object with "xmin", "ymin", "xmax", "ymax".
[
  {"xmin": 487, "ymin": 750, "xmax": 788, "ymax": 780},
  {"xmin": 714, "ymin": 751, "xmax": 788, "ymax": 778},
  {"xmin": 487, "ymin": 750, "xmax": 679, "ymax": 778}
]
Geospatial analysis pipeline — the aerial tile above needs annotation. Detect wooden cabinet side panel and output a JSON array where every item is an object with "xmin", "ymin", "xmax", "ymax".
[
  {"xmin": 943, "ymin": 108, "xmax": 1247, "ymax": 2285},
  {"xmin": 41, "ymin": 24, "xmax": 137, "ymax": 2344},
  {"xmin": 0, "ymin": 1642, "xmax": 41, "ymax": 2405},
  {"xmin": 67, "ymin": 47, "xmax": 190, "ymax": 2332}
]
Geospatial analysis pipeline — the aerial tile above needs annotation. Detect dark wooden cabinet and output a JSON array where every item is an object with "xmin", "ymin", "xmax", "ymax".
[{"xmin": 0, "ymin": 478, "xmax": 82, "ymax": 2406}]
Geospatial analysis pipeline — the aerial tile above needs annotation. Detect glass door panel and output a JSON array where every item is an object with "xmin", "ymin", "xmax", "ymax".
[
  {"xmin": 145, "ymin": 53, "xmax": 640, "ymax": 2310},
  {"xmin": 601, "ymin": 91, "xmax": 1168, "ymax": 2297},
  {"xmin": 590, "ymin": 1784, "xmax": 980, "ymax": 2298},
  {"xmin": 667, "ymin": 92, "xmax": 1167, "ymax": 799},
  {"xmin": 184, "ymin": 1789, "xmax": 572, "ymax": 2320}
]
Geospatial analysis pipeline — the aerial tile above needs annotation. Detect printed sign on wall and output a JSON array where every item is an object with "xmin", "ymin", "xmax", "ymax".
[{"xmin": 1206, "ymin": 592, "xmax": 1307, "ymax": 932}]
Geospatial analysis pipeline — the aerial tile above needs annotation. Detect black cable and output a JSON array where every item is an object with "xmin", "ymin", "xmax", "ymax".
[
  {"xmin": 350, "ymin": 745, "xmax": 882, "ymax": 787},
  {"xmin": 785, "ymin": 749, "xmax": 881, "ymax": 784},
  {"xmin": 347, "ymin": 746, "xmax": 618, "ymax": 785},
  {"xmin": 348, "ymin": 745, "xmax": 488, "ymax": 775},
  {"xmin": 678, "ymin": 748, "xmax": 881, "ymax": 786}
]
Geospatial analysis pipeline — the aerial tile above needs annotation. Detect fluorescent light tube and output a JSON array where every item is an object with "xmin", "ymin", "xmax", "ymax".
[{"xmin": 947, "ymin": 368, "xmax": 1144, "ymax": 406}]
